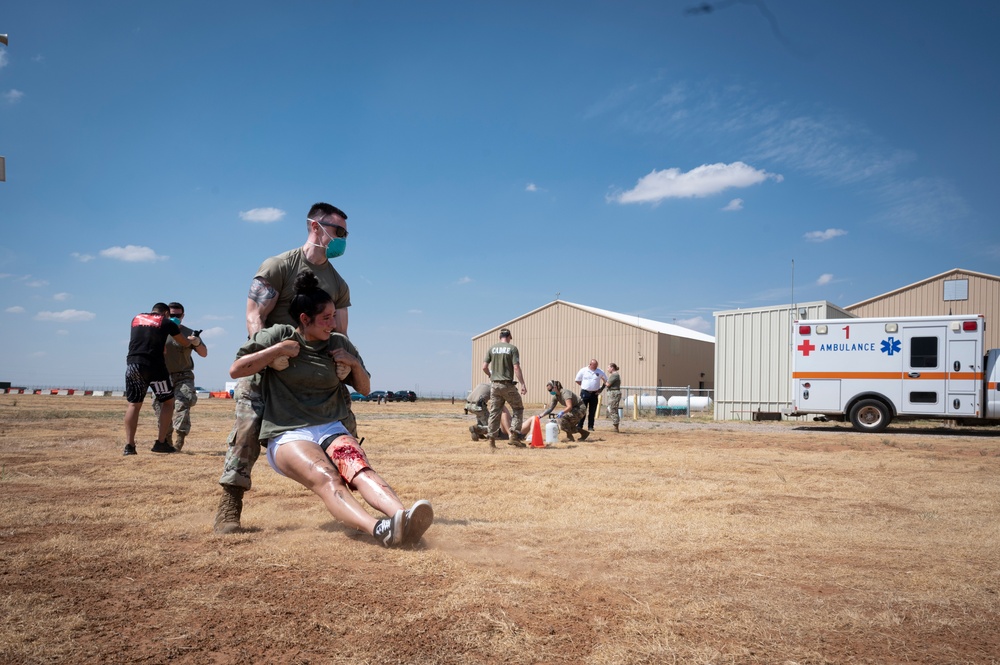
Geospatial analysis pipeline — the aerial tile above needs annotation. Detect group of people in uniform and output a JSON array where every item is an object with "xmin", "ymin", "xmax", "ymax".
[{"xmin": 467, "ymin": 328, "xmax": 623, "ymax": 447}]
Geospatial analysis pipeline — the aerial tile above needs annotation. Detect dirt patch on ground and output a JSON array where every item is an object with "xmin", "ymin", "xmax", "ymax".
[{"xmin": 1, "ymin": 395, "xmax": 999, "ymax": 663}]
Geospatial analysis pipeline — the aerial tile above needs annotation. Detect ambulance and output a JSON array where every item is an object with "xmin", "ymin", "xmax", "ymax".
[{"xmin": 789, "ymin": 314, "xmax": 1000, "ymax": 432}]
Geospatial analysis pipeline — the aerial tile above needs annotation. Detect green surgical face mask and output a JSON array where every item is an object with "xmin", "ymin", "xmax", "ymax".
[{"xmin": 325, "ymin": 237, "xmax": 346, "ymax": 259}]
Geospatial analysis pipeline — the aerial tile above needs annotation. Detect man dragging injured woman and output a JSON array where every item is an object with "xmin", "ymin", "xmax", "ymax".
[{"xmin": 229, "ymin": 270, "xmax": 431, "ymax": 547}]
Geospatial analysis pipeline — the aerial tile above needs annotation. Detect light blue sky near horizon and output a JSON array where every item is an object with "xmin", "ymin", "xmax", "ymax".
[{"xmin": 1, "ymin": 1, "xmax": 998, "ymax": 393}]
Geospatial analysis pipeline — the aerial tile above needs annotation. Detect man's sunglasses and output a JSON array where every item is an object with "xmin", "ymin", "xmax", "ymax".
[{"xmin": 308, "ymin": 218, "xmax": 349, "ymax": 238}]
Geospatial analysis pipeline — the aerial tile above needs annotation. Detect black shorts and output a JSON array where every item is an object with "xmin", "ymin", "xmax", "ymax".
[{"xmin": 125, "ymin": 363, "xmax": 174, "ymax": 404}]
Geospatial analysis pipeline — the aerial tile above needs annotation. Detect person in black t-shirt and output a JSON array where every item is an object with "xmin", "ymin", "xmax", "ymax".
[{"xmin": 123, "ymin": 302, "xmax": 198, "ymax": 456}]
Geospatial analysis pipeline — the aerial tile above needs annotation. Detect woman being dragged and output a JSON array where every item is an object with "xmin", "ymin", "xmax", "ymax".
[{"xmin": 229, "ymin": 270, "xmax": 432, "ymax": 547}]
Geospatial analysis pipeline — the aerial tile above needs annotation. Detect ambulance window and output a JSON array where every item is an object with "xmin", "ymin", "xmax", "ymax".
[
  {"xmin": 910, "ymin": 337, "xmax": 938, "ymax": 368},
  {"xmin": 909, "ymin": 391, "xmax": 938, "ymax": 404}
]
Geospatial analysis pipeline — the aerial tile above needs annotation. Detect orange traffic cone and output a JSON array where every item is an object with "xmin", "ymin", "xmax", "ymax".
[{"xmin": 529, "ymin": 416, "xmax": 545, "ymax": 448}]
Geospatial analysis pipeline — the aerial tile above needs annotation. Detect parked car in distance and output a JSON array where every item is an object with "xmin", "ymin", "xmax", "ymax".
[
  {"xmin": 366, "ymin": 390, "xmax": 393, "ymax": 402},
  {"xmin": 393, "ymin": 390, "xmax": 417, "ymax": 402},
  {"xmin": 350, "ymin": 391, "xmax": 369, "ymax": 401}
]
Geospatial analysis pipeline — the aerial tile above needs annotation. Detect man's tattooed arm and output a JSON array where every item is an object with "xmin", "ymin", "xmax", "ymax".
[{"xmin": 246, "ymin": 278, "xmax": 278, "ymax": 337}]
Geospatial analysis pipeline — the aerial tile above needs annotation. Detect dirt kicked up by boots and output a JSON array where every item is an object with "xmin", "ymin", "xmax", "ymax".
[{"xmin": 213, "ymin": 484, "xmax": 244, "ymax": 534}]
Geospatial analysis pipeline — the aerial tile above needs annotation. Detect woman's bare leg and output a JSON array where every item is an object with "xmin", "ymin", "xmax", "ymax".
[
  {"xmin": 352, "ymin": 469, "xmax": 404, "ymax": 517},
  {"xmin": 274, "ymin": 440, "xmax": 378, "ymax": 534}
]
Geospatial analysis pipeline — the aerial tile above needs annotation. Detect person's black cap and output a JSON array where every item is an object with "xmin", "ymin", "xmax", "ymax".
[{"xmin": 499, "ymin": 328, "xmax": 511, "ymax": 337}]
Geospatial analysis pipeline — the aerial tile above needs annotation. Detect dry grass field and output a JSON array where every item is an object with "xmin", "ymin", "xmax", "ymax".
[{"xmin": 1, "ymin": 394, "xmax": 999, "ymax": 664}]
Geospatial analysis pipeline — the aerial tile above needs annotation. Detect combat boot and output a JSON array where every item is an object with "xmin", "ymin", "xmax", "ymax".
[
  {"xmin": 213, "ymin": 484, "xmax": 244, "ymax": 534},
  {"xmin": 469, "ymin": 425, "xmax": 481, "ymax": 441},
  {"xmin": 613, "ymin": 423, "xmax": 619, "ymax": 433},
  {"xmin": 174, "ymin": 431, "xmax": 187, "ymax": 452}
]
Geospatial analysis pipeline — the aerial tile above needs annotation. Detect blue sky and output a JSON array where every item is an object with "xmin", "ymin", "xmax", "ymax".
[{"xmin": 1, "ymin": 1, "xmax": 998, "ymax": 393}]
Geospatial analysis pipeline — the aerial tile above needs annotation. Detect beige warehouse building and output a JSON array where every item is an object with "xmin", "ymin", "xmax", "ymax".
[
  {"xmin": 471, "ymin": 300, "xmax": 715, "ymax": 406},
  {"xmin": 713, "ymin": 268, "xmax": 1000, "ymax": 421},
  {"xmin": 845, "ymin": 268, "xmax": 1000, "ymax": 350}
]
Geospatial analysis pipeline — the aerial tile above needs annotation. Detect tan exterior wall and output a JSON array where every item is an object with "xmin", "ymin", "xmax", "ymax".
[
  {"xmin": 713, "ymin": 302, "xmax": 853, "ymax": 420},
  {"xmin": 846, "ymin": 270, "xmax": 1000, "ymax": 350},
  {"xmin": 656, "ymin": 334, "xmax": 714, "ymax": 389},
  {"xmin": 472, "ymin": 302, "xmax": 715, "ymax": 406}
]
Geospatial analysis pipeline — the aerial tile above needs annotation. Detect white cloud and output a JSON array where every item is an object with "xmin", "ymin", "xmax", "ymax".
[
  {"xmin": 722, "ymin": 198, "xmax": 744, "ymax": 211},
  {"xmin": 53, "ymin": 292, "xmax": 70, "ymax": 301},
  {"xmin": 817, "ymin": 273, "xmax": 834, "ymax": 286},
  {"xmin": 675, "ymin": 316, "xmax": 712, "ymax": 334},
  {"xmin": 525, "ymin": 183, "xmax": 538, "ymax": 192},
  {"xmin": 611, "ymin": 162, "xmax": 782, "ymax": 205},
  {"xmin": 71, "ymin": 252, "xmax": 96, "ymax": 262},
  {"xmin": 874, "ymin": 177, "xmax": 969, "ymax": 235},
  {"xmin": 457, "ymin": 276, "xmax": 472, "ymax": 284},
  {"xmin": 3, "ymin": 89, "xmax": 25, "ymax": 104},
  {"xmin": 240, "ymin": 207, "xmax": 286, "ymax": 223},
  {"xmin": 199, "ymin": 326, "xmax": 226, "ymax": 339},
  {"xmin": 5, "ymin": 305, "xmax": 25, "ymax": 313},
  {"xmin": 804, "ymin": 228, "xmax": 847, "ymax": 242},
  {"xmin": 56, "ymin": 329, "xmax": 69, "ymax": 335},
  {"xmin": 24, "ymin": 279, "xmax": 48, "ymax": 288},
  {"xmin": 35, "ymin": 309, "xmax": 96, "ymax": 322},
  {"xmin": 99, "ymin": 245, "xmax": 167, "ymax": 262},
  {"xmin": 752, "ymin": 114, "xmax": 911, "ymax": 185},
  {"xmin": 30, "ymin": 351, "xmax": 46, "ymax": 358},
  {"xmin": 408, "ymin": 309, "xmax": 423, "ymax": 315}
]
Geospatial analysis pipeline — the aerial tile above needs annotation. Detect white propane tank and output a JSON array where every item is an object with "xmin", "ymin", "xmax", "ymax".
[
  {"xmin": 544, "ymin": 418, "xmax": 559, "ymax": 444},
  {"xmin": 624, "ymin": 395, "xmax": 667, "ymax": 409},
  {"xmin": 666, "ymin": 396, "xmax": 714, "ymax": 412}
]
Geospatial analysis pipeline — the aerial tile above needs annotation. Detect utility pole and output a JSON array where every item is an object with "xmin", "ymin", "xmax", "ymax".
[{"xmin": 0, "ymin": 33, "xmax": 8, "ymax": 182}]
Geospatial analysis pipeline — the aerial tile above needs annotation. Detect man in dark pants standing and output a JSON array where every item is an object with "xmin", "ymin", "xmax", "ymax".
[{"xmin": 574, "ymin": 358, "xmax": 607, "ymax": 432}]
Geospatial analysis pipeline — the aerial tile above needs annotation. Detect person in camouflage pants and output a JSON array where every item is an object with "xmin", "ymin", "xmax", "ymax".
[
  {"xmin": 604, "ymin": 362, "xmax": 622, "ymax": 433},
  {"xmin": 481, "ymin": 328, "xmax": 528, "ymax": 448},
  {"xmin": 152, "ymin": 302, "xmax": 207, "ymax": 451},
  {"xmin": 214, "ymin": 203, "xmax": 355, "ymax": 534},
  {"xmin": 539, "ymin": 380, "xmax": 589, "ymax": 442}
]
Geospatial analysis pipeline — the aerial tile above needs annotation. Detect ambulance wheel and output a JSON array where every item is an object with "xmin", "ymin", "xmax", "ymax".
[{"xmin": 849, "ymin": 399, "xmax": 891, "ymax": 433}]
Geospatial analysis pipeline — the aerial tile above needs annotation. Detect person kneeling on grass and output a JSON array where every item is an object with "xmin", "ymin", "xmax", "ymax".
[
  {"xmin": 538, "ymin": 380, "xmax": 589, "ymax": 442},
  {"xmin": 228, "ymin": 270, "xmax": 432, "ymax": 547}
]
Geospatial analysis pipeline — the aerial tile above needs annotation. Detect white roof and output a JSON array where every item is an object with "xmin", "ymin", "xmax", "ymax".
[
  {"xmin": 476, "ymin": 300, "xmax": 716, "ymax": 343},
  {"xmin": 564, "ymin": 301, "xmax": 715, "ymax": 343}
]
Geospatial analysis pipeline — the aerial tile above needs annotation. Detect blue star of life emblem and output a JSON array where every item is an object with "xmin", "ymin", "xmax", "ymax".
[{"xmin": 880, "ymin": 336, "xmax": 901, "ymax": 356}]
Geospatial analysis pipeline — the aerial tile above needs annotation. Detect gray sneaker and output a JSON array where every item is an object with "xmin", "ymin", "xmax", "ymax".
[
  {"xmin": 402, "ymin": 500, "xmax": 434, "ymax": 546},
  {"xmin": 373, "ymin": 509, "xmax": 405, "ymax": 548}
]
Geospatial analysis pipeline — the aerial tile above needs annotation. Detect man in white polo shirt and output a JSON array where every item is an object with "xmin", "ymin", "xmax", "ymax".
[{"xmin": 574, "ymin": 358, "xmax": 607, "ymax": 432}]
